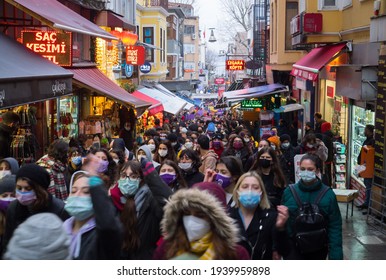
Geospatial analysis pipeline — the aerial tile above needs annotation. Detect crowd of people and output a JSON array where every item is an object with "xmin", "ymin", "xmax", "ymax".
[{"xmin": 0, "ymin": 110, "xmax": 345, "ymax": 260}]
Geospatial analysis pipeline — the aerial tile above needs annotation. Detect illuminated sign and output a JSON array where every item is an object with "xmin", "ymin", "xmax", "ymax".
[
  {"xmin": 226, "ymin": 60, "xmax": 245, "ymax": 71},
  {"xmin": 22, "ymin": 31, "xmax": 72, "ymax": 66},
  {"xmin": 126, "ymin": 46, "xmax": 145, "ymax": 65},
  {"xmin": 139, "ymin": 61, "xmax": 152, "ymax": 74},
  {"xmin": 214, "ymin": 78, "xmax": 225, "ymax": 84},
  {"xmin": 241, "ymin": 99, "xmax": 263, "ymax": 108}
]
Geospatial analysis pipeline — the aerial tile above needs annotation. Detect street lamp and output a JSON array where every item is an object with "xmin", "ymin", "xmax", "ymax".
[{"xmin": 208, "ymin": 28, "xmax": 217, "ymax": 43}]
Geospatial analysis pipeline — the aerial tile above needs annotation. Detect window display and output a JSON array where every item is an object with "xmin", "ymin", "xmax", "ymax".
[
  {"xmin": 350, "ymin": 105, "xmax": 375, "ymax": 185},
  {"xmin": 58, "ymin": 96, "xmax": 79, "ymax": 139}
]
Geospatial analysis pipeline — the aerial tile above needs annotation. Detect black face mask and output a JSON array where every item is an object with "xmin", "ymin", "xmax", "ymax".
[{"xmin": 259, "ymin": 158, "xmax": 272, "ymax": 168}]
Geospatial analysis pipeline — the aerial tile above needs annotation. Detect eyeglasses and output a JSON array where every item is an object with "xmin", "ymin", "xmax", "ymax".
[{"xmin": 120, "ymin": 173, "xmax": 140, "ymax": 181}]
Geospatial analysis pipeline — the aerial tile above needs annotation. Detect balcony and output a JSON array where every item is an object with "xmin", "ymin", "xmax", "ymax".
[{"xmin": 140, "ymin": 0, "xmax": 168, "ymax": 10}]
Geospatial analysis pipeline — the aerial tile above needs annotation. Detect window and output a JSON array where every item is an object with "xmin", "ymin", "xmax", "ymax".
[
  {"xmin": 184, "ymin": 25, "xmax": 195, "ymax": 35},
  {"xmin": 285, "ymin": 2, "xmax": 298, "ymax": 50},
  {"xmin": 143, "ymin": 27, "xmax": 154, "ymax": 62},
  {"xmin": 184, "ymin": 44, "xmax": 195, "ymax": 54},
  {"xmin": 184, "ymin": 61, "xmax": 195, "ymax": 71},
  {"xmin": 318, "ymin": 0, "xmax": 338, "ymax": 10}
]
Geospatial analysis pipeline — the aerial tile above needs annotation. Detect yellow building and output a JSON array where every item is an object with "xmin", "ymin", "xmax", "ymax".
[{"xmin": 136, "ymin": 0, "xmax": 169, "ymax": 82}]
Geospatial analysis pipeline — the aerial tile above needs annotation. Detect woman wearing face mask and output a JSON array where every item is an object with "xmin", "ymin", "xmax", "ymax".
[
  {"xmin": 244, "ymin": 139, "xmax": 272, "ymax": 172},
  {"xmin": 211, "ymin": 133, "xmax": 224, "ymax": 158},
  {"xmin": 178, "ymin": 149, "xmax": 204, "ymax": 188},
  {"xmin": 145, "ymin": 138, "xmax": 159, "ymax": 157},
  {"xmin": 153, "ymin": 140, "xmax": 176, "ymax": 165},
  {"xmin": 0, "ymin": 157, "xmax": 19, "ymax": 179},
  {"xmin": 63, "ymin": 155, "xmax": 123, "ymax": 259},
  {"xmin": 279, "ymin": 134, "xmax": 295, "ymax": 184},
  {"xmin": 2, "ymin": 164, "xmax": 69, "ymax": 252},
  {"xmin": 221, "ymin": 136, "xmax": 250, "ymax": 172},
  {"xmin": 153, "ymin": 186, "xmax": 249, "ymax": 259},
  {"xmin": 176, "ymin": 137, "xmax": 194, "ymax": 159},
  {"xmin": 110, "ymin": 159, "xmax": 172, "ymax": 259},
  {"xmin": 90, "ymin": 148, "xmax": 118, "ymax": 192},
  {"xmin": 158, "ymin": 160, "xmax": 187, "ymax": 192},
  {"xmin": 0, "ymin": 175, "xmax": 16, "ymax": 255},
  {"xmin": 204, "ymin": 156, "xmax": 243, "ymax": 208},
  {"xmin": 249, "ymin": 147, "xmax": 286, "ymax": 208},
  {"xmin": 229, "ymin": 171, "xmax": 289, "ymax": 260},
  {"xmin": 109, "ymin": 149, "xmax": 125, "ymax": 171},
  {"xmin": 281, "ymin": 154, "xmax": 343, "ymax": 260},
  {"xmin": 65, "ymin": 147, "xmax": 83, "ymax": 189},
  {"xmin": 136, "ymin": 144, "xmax": 160, "ymax": 169}
]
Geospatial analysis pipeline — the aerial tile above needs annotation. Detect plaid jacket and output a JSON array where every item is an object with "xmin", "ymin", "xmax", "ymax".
[{"xmin": 36, "ymin": 155, "xmax": 68, "ymax": 200}]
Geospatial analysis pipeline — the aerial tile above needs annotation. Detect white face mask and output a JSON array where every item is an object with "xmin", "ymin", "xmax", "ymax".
[
  {"xmin": 183, "ymin": 215, "xmax": 211, "ymax": 242},
  {"xmin": 158, "ymin": 149, "xmax": 168, "ymax": 157},
  {"xmin": 148, "ymin": 144, "xmax": 156, "ymax": 152},
  {"xmin": 243, "ymin": 138, "xmax": 250, "ymax": 143},
  {"xmin": 0, "ymin": 170, "xmax": 12, "ymax": 179},
  {"xmin": 137, "ymin": 155, "xmax": 146, "ymax": 162},
  {"xmin": 185, "ymin": 142, "xmax": 193, "ymax": 149},
  {"xmin": 178, "ymin": 162, "xmax": 192, "ymax": 170},
  {"xmin": 113, "ymin": 159, "xmax": 119, "ymax": 164}
]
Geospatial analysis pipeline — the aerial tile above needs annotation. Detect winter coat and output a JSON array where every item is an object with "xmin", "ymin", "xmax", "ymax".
[
  {"xmin": 279, "ymin": 147, "xmax": 295, "ymax": 184},
  {"xmin": 63, "ymin": 177, "xmax": 123, "ymax": 260},
  {"xmin": 137, "ymin": 144, "xmax": 160, "ymax": 169},
  {"xmin": 199, "ymin": 150, "xmax": 218, "ymax": 173},
  {"xmin": 0, "ymin": 124, "xmax": 13, "ymax": 159},
  {"xmin": 110, "ymin": 159, "xmax": 172, "ymax": 259},
  {"xmin": 36, "ymin": 155, "xmax": 68, "ymax": 200},
  {"xmin": 221, "ymin": 147, "xmax": 250, "ymax": 172},
  {"xmin": 281, "ymin": 179, "xmax": 343, "ymax": 260},
  {"xmin": 181, "ymin": 168, "xmax": 204, "ymax": 188},
  {"xmin": 153, "ymin": 188, "xmax": 250, "ymax": 260},
  {"xmin": 229, "ymin": 207, "xmax": 289, "ymax": 260},
  {"xmin": 3, "ymin": 194, "xmax": 69, "ymax": 253}
]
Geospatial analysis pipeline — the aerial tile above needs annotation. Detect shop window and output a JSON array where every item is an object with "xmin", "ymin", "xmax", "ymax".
[{"xmin": 143, "ymin": 27, "xmax": 154, "ymax": 62}]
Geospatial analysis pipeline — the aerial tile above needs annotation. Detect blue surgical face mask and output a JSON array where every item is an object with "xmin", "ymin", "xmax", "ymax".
[
  {"xmin": 238, "ymin": 191, "xmax": 261, "ymax": 209},
  {"xmin": 118, "ymin": 178, "xmax": 140, "ymax": 196},
  {"xmin": 64, "ymin": 196, "xmax": 94, "ymax": 221},
  {"xmin": 299, "ymin": 170, "xmax": 316, "ymax": 183}
]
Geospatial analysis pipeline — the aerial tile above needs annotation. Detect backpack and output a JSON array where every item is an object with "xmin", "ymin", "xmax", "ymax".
[{"xmin": 289, "ymin": 185, "xmax": 330, "ymax": 255}]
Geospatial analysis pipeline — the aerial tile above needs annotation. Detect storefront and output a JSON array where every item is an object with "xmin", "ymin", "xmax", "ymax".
[{"xmin": 0, "ymin": 33, "xmax": 73, "ymax": 161}]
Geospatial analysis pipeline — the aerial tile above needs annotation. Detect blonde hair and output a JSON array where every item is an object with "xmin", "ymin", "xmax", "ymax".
[{"xmin": 232, "ymin": 171, "xmax": 271, "ymax": 209}]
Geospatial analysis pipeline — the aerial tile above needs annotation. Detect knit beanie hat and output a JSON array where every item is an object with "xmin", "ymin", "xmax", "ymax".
[
  {"xmin": 16, "ymin": 164, "xmax": 51, "ymax": 189},
  {"xmin": 321, "ymin": 122, "xmax": 332, "ymax": 133},
  {"xmin": 4, "ymin": 213, "xmax": 71, "ymax": 260},
  {"xmin": 268, "ymin": 136, "xmax": 281, "ymax": 148},
  {"xmin": 0, "ymin": 175, "xmax": 16, "ymax": 194},
  {"xmin": 280, "ymin": 134, "xmax": 291, "ymax": 143},
  {"xmin": 192, "ymin": 182, "xmax": 227, "ymax": 209}
]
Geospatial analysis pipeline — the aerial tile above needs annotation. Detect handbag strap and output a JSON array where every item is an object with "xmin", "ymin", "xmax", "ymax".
[{"xmin": 289, "ymin": 184, "xmax": 302, "ymax": 207}]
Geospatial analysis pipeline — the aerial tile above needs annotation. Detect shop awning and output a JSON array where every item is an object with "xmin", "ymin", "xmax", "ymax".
[
  {"xmin": 273, "ymin": 103, "xmax": 304, "ymax": 113},
  {"xmin": 290, "ymin": 43, "xmax": 347, "ymax": 81},
  {"xmin": 68, "ymin": 67, "xmax": 151, "ymax": 111},
  {"xmin": 0, "ymin": 33, "xmax": 73, "ymax": 109},
  {"xmin": 6, "ymin": 0, "xmax": 117, "ymax": 40},
  {"xmin": 153, "ymin": 84, "xmax": 194, "ymax": 110},
  {"xmin": 95, "ymin": 11, "xmax": 136, "ymax": 32},
  {"xmin": 131, "ymin": 90, "xmax": 164, "ymax": 116},
  {"xmin": 224, "ymin": 83, "xmax": 288, "ymax": 101},
  {"xmin": 137, "ymin": 87, "xmax": 186, "ymax": 115}
]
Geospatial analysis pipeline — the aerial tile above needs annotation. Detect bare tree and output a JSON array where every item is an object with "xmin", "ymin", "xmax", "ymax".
[
  {"xmin": 205, "ymin": 48, "xmax": 218, "ymax": 73},
  {"xmin": 218, "ymin": 0, "xmax": 253, "ymax": 56}
]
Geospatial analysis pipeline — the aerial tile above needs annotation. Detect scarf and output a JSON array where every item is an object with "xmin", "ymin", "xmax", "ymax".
[
  {"xmin": 189, "ymin": 232, "xmax": 215, "ymax": 260},
  {"xmin": 110, "ymin": 183, "xmax": 150, "ymax": 217}
]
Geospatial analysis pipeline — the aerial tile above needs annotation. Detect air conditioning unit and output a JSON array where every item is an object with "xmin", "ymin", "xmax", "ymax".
[{"xmin": 191, "ymin": 34, "xmax": 196, "ymax": 40}]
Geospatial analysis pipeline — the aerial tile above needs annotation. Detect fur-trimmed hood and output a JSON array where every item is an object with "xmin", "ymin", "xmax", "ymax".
[{"xmin": 161, "ymin": 188, "xmax": 240, "ymax": 246}]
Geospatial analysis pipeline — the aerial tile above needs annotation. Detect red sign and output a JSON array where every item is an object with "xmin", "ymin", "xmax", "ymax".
[
  {"xmin": 22, "ymin": 31, "xmax": 72, "ymax": 66},
  {"xmin": 214, "ymin": 78, "xmax": 225, "ymax": 84},
  {"xmin": 226, "ymin": 60, "xmax": 245, "ymax": 71},
  {"xmin": 303, "ymin": 13, "xmax": 323, "ymax": 33},
  {"xmin": 327, "ymin": 86, "xmax": 334, "ymax": 98},
  {"xmin": 126, "ymin": 46, "xmax": 145, "ymax": 66}
]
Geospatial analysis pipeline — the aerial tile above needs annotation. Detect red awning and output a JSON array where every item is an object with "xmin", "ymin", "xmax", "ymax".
[
  {"xmin": 131, "ymin": 90, "xmax": 164, "ymax": 115},
  {"xmin": 68, "ymin": 67, "xmax": 151, "ymax": 110},
  {"xmin": 291, "ymin": 43, "xmax": 346, "ymax": 81},
  {"xmin": 8, "ymin": 0, "xmax": 117, "ymax": 40},
  {"xmin": 95, "ymin": 11, "xmax": 136, "ymax": 32}
]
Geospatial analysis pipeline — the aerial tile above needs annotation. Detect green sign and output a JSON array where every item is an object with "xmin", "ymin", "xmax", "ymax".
[{"xmin": 241, "ymin": 99, "xmax": 263, "ymax": 108}]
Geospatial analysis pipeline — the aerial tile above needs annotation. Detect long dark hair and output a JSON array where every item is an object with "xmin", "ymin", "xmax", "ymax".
[
  {"xmin": 179, "ymin": 149, "xmax": 201, "ymax": 171},
  {"xmin": 47, "ymin": 139, "xmax": 69, "ymax": 164},
  {"xmin": 249, "ymin": 147, "xmax": 286, "ymax": 188},
  {"xmin": 217, "ymin": 156, "xmax": 243, "ymax": 182},
  {"xmin": 159, "ymin": 160, "xmax": 188, "ymax": 190},
  {"xmin": 153, "ymin": 140, "xmax": 176, "ymax": 163},
  {"xmin": 92, "ymin": 148, "xmax": 118, "ymax": 188},
  {"xmin": 119, "ymin": 161, "xmax": 143, "ymax": 251}
]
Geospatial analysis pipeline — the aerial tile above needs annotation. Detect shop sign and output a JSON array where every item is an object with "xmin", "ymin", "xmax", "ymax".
[
  {"xmin": 22, "ymin": 31, "xmax": 72, "ymax": 66},
  {"xmin": 214, "ymin": 78, "xmax": 225, "ymax": 84},
  {"xmin": 126, "ymin": 46, "xmax": 145, "ymax": 66},
  {"xmin": 226, "ymin": 60, "xmax": 245, "ymax": 71},
  {"xmin": 303, "ymin": 13, "xmax": 323, "ymax": 33},
  {"xmin": 241, "ymin": 99, "xmax": 263, "ymax": 109},
  {"xmin": 139, "ymin": 61, "xmax": 152, "ymax": 74},
  {"xmin": 326, "ymin": 86, "xmax": 334, "ymax": 98},
  {"xmin": 125, "ymin": 64, "xmax": 134, "ymax": 78},
  {"xmin": 51, "ymin": 80, "xmax": 67, "ymax": 96}
]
